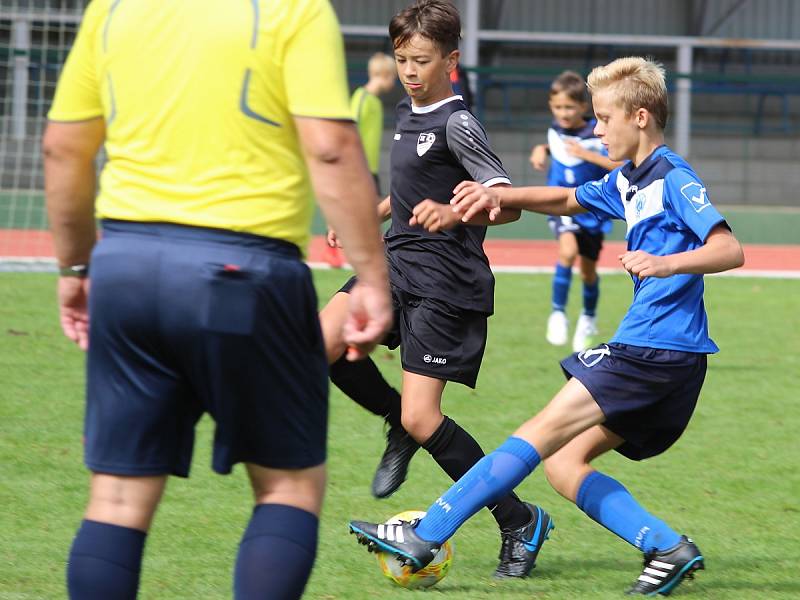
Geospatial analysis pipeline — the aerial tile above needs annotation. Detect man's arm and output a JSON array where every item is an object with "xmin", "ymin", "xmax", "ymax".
[
  {"xmin": 619, "ymin": 224, "xmax": 744, "ymax": 279},
  {"xmin": 450, "ymin": 181, "xmax": 586, "ymax": 223},
  {"xmin": 42, "ymin": 118, "xmax": 105, "ymax": 350},
  {"xmin": 43, "ymin": 119, "xmax": 105, "ymax": 268},
  {"xmin": 295, "ymin": 116, "xmax": 391, "ymax": 359}
]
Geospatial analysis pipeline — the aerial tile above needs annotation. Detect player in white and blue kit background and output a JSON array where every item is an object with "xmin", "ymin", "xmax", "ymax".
[
  {"xmin": 349, "ymin": 57, "xmax": 745, "ymax": 597},
  {"xmin": 530, "ymin": 71, "xmax": 622, "ymax": 351}
]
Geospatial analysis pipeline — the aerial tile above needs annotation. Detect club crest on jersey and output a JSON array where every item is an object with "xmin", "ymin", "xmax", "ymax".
[
  {"xmin": 417, "ymin": 132, "xmax": 436, "ymax": 156},
  {"xmin": 680, "ymin": 182, "xmax": 710, "ymax": 213},
  {"xmin": 578, "ymin": 344, "xmax": 611, "ymax": 367}
]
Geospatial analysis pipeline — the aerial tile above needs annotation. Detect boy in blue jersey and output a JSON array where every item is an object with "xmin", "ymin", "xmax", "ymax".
[
  {"xmin": 530, "ymin": 71, "xmax": 622, "ymax": 351},
  {"xmin": 349, "ymin": 57, "xmax": 745, "ymax": 596}
]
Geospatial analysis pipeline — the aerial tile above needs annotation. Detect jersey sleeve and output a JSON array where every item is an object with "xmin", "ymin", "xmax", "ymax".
[
  {"xmin": 358, "ymin": 94, "xmax": 383, "ymax": 174},
  {"xmin": 446, "ymin": 111, "xmax": 510, "ymax": 187},
  {"xmin": 48, "ymin": 0, "xmax": 105, "ymax": 121},
  {"xmin": 574, "ymin": 169, "xmax": 625, "ymax": 221},
  {"xmin": 664, "ymin": 169, "xmax": 726, "ymax": 241},
  {"xmin": 283, "ymin": 0, "xmax": 352, "ymax": 120}
]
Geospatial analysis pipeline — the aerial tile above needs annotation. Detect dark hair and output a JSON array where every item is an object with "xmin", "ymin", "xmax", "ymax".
[
  {"xmin": 389, "ymin": 0, "xmax": 461, "ymax": 56},
  {"xmin": 550, "ymin": 70, "xmax": 589, "ymax": 104}
]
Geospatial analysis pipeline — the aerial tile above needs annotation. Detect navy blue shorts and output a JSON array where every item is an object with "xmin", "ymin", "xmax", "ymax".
[
  {"xmin": 560, "ymin": 343, "xmax": 707, "ymax": 460},
  {"xmin": 85, "ymin": 220, "xmax": 328, "ymax": 477},
  {"xmin": 547, "ymin": 216, "xmax": 604, "ymax": 261},
  {"xmin": 338, "ymin": 277, "xmax": 487, "ymax": 388}
]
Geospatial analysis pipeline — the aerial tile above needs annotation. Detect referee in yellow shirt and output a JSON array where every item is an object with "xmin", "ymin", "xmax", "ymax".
[{"xmin": 43, "ymin": 1, "xmax": 390, "ymax": 598}]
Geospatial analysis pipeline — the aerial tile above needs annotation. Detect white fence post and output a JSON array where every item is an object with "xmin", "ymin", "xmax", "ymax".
[
  {"xmin": 675, "ymin": 43, "xmax": 693, "ymax": 158},
  {"xmin": 12, "ymin": 18, "xmax": 31, "ymax": 140}
]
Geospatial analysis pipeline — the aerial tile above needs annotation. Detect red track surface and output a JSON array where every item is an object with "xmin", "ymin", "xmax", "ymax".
[{"xmin": 2, "ymin": 230, "xmax": 798, "ymax": 273}]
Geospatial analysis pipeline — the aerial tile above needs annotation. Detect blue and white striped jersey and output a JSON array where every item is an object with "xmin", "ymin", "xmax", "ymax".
[
  {"xmin": 576, "ymin": 145, "xmax": 727, "ymax": 353},
  {"xmin": 547, "ymin": 119, "xmax": 612, "ymax": 234}
]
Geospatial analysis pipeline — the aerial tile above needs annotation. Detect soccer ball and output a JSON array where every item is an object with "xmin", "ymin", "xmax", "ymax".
[{"xmin": 375, "ymin": 510, "xmax": 454, "ymax": 589}]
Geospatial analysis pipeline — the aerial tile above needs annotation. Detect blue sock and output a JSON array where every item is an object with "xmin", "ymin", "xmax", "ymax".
[
  {"xmin": 552, "ymin": 264, "xmax": 572, "ymax": 312},
  {"xmin": 67, "ymin": 519, "xmax": 146, "ymax": 600},
  {"xmin": 234, "ymin": 503, "xmax": 318, "ymax": 600},
  {"xmin": 583, "ymin": 278, "xmax": 600, "ymax": 317},
  {"xmin": 415, "ymin": 437, "xmax": 541, "ymax": 544},
  {"xmin": 576, "ymin": 471, "xmax": 681, "ymax": 553}
]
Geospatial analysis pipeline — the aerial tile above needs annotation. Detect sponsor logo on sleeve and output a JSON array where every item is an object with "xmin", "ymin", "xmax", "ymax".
[{"xmin": 680, "ymin": 181, "xmax": 710, "ymax": 213}]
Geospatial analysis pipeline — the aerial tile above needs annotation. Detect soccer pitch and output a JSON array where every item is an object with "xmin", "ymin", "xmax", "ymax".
[{"xmin": 1, "ymin": 270, "xmax": 797, "ymax": 599}]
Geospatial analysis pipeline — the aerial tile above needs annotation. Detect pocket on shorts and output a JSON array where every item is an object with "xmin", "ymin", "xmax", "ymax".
[{"xmin": 201, "ymin": 264, "xmax": 258, "ymax": 335}]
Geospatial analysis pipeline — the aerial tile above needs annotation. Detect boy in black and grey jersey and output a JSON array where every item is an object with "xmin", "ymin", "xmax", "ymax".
[{"xmin": 322, "ymin": 0, "xmax": 555, "ymax": 578}]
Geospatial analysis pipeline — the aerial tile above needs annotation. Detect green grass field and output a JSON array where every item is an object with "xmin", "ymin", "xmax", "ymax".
[{"xmin": 1, "ymin": 270, "xmax": 798, "ymax": 599}]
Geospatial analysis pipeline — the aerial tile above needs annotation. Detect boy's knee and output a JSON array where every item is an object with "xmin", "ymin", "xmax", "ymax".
[
  {"xmin": 543, "ymin": 455, "xmax": 587, "ymax": 501},
  {"xmin": 401, "ymin": 410, "xmax": 442, "ymax": 444}
]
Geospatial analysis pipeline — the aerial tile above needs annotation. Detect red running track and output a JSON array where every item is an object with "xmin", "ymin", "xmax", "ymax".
[{"xmin": 2, "ymin": 230, "xmax": 798, "ymax": 274}]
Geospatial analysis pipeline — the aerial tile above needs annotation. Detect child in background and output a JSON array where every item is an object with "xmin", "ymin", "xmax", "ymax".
[
  {"xmin": 325, "ymin": 53, "xmax": 397, "ymax": 267},
  {"xmin": 530, "ymin": 71, "xmax": 622, "ymax": 351}
]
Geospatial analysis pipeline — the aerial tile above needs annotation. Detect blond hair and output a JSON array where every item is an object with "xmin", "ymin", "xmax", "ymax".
[
  {"xmin": 587, "ymin": 57, "xmax": 668, "ymax": 130},
  {"xmin": 367, "ymin": 52, "xmax": 396, "ymax": 77}
]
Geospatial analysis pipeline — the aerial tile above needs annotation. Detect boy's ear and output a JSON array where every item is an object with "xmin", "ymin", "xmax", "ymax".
[
  {"xmin": 635, "ymin": 107, "xmax": 650, "ymax": 129},
  {"xmin": 445, "ymin": 49, "xmax": 460, "ymax": 73}
]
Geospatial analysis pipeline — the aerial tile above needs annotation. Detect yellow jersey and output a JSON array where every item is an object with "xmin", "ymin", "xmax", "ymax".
[
  {"xmin": 350, "ymin": 87, "xmax": 383, "ymax": 176},
  {"xmin": 48, "ymin": 0, "xmax": 353, "ymax": 251}
]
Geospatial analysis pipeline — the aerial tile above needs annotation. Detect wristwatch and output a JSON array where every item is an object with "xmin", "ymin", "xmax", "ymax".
[{"xmin": 59, "ymin": 264, "xmax": 90, "ymax": 278}]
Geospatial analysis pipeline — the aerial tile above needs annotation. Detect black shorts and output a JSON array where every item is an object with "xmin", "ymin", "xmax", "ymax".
[
  {"xmin": 85, "ymin": 220, "xmax": 328, "ymax": 477},
  {"xmin": 548, "ymin": 216, "xmax": 604, "ymax": 261},
  {"xmin": 338, "ymin": 277, "xmax": 487, "ymax": 387},
  {"xmin": 560, "ymin": 343, "xmax": 707, "ymax": 460}
]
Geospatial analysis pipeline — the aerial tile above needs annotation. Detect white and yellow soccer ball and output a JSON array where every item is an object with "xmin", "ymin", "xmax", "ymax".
[{"xmin": 375, "ymin": 510, "xmax": 454, "ymax": 589}]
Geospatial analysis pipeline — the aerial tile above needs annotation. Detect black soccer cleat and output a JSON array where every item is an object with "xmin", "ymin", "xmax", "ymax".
[
  {"xmin": 371, "ymin": 422, "xmax": 420, "ymax": 499},
  {"xmin": 349, "ymin": 518, "xmax": 439, "ymax": 572},
  {"xmin": 494, "ymin": 503, "xmax": 555, "ymax": 578},
  {"xmin": 626, "ymin": 536, "xmax": 705, "ymax": 596}
]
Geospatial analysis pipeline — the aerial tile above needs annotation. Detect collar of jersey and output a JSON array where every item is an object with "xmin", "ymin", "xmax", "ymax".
[
  {"xmin": 551, "ymin": 119, "xmax": 596, "ymax": 138},
  {"xmin": 621, "ymin": 144, "xmax": 669, "ymax": 186},
  {"xmin": 411, "ymin": 95, "xmax": 463, "ymax": 114}
]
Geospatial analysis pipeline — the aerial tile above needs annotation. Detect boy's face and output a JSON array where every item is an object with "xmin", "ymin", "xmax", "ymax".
[
  {"xmin": 548, "ymin": 91, "xmax": 588, "ymax": 129},
  {"xmin": 374, "ymin": 69, "xmax": 397, "ymax": 95},
  {"xmin": 394, "ymin": 34, "xmax": 458, "ymax": 106},
  {"xmin": 591, "ymin": 88, "xmax": 640, "ymax": 162}
]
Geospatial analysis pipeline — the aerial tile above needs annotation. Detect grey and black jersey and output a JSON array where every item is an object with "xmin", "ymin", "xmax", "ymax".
[{"xmin": 386, "ymin": 95, "xmax": 510, "ymax": 314}]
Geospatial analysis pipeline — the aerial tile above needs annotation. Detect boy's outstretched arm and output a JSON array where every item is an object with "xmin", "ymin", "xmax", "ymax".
[
  {"xmin": 450, "ymin": 181, "xmax": 586, "ymax": 223},
  {"xmin": 564, "ymin": 139, "xmax": 623, "ymax": 172},
  {"xmin": 619, "ymin": 225, "xmax": 744, "ymax": 279}
]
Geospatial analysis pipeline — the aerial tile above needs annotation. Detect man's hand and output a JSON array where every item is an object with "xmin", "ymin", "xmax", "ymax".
[
  {"xmin": 530, "ymin": 144, "xmax": 548, "ymax": 171},
  {"xmin": 450, "ymin": 181, "xmax": 503, "ymax": 223},
  {"xmin": 343, "ymin": 279, "xmax": 392, "ymax": 361},
  {"xmin": 410, "ymin": 199, "xmax": 461, "ymax": 232},
  {"xmin": 619, "ymin": 250, "xmax": 673, "ymax": 280},
  {"xmin": 58, "ymin": 276, "xmax": 90, "ymax": 350}
]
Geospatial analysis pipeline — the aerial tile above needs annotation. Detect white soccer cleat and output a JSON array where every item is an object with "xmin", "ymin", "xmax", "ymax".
[
  {"xmin": 545, "ymin": 311, "xmax": 569, "ymax": 346},
  {"xmin": 572, "ymin": 314, "xmax": 598, "ymax": 352}
]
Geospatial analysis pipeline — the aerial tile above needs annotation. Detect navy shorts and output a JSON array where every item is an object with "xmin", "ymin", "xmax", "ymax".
[
  {"xmin": 547, "ymin": 216, "xmax": 604, "ymax": 261},
  {"xmin": 338, "ymin": 277, "xmax": 487, "ymax": 388},
  {"xmin": 85, "ymin": 220, "xmax": 328, "ymax": 477},
  {"xmin": 560, "ymin": 343, "xmax": 707, "ymax": 460}
]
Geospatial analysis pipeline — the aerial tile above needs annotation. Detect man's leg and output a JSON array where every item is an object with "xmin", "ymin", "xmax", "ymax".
[
  {"xmin": 234, "ymin": 463, "xmax": 326, "ymax": 600},
  {"xmin": 67, "ymin": 473, "xmax": 167, "ymax": 600}
]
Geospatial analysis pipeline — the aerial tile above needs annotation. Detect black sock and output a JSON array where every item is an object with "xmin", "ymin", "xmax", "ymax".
[
  {"xmin": 422, "ymin": 416, "xmax": 531, "ymax": 531},
  {"xmin": 234, "ymin": 503, "xmax": 318, "ymax": 600},
  {"xmin": 329, "ymin": 355, "xmax": 401, "ymax": 427},
  {"xmin": 67, "ymin": 520, "xmax": 146, "ymax": 600}
]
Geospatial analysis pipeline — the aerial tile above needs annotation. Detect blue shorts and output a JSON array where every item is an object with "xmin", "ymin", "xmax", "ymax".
[
  {"xmin": 547, "ymin": 216, "xmax": 604, "ymax": 261},
  {"xmin": 560, "ymin": 343, "xmax": 707, "ymax": 460},
  {"xmin": 338, "ymin": 277, "xmax": 487, "ymax": 388},
  {"xmin": 85, "ymin": 220, "xmax": 328, "ymax": 477}
]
